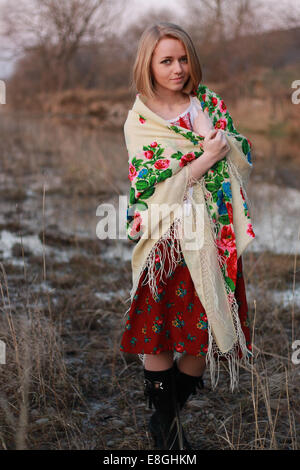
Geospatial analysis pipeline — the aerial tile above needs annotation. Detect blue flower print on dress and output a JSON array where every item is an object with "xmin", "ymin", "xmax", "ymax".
[
  {"xmin": 138, "ymin": 168, "xmax": 148, "ymax": 178},
  {"xmin": 217, "ymin": 189, "xmax": 227, "ymax": 215},
  {"xmin": 222, "ymin": 181, "xmax": 232, "ymax": 198}
]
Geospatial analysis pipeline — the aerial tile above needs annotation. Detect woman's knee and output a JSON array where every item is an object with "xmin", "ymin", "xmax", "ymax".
[{"xmin": 143, "ymin": 350, "xmax": 174, "ymax": 370}]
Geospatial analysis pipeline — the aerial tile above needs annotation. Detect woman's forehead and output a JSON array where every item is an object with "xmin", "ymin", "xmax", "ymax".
[{"xmin": 153, "ymin": 37, "xmax": 186, "ymax": 57}]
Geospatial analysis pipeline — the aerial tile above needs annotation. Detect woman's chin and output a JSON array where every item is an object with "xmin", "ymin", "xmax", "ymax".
[
  {"xmin": 165, "ymin": 81, "xmax": 185, "ymax": 91},
  {"xmin": 170, "ymin": 80, "xmax": 184, "ymax": 86}
]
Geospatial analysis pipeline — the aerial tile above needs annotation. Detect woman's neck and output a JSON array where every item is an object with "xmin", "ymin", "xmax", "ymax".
[
  {"xmin": 150, "ymin": 89, "xmax": 189, "ymax": 108},
  {"xmin": 144, "ymin": 92, "xmax": 191, "ymax": 121}
]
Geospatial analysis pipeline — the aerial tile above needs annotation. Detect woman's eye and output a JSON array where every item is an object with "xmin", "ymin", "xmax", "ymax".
[{"xmin": 162, "ymin": 58, "xmax": 188, "ymax": 64}]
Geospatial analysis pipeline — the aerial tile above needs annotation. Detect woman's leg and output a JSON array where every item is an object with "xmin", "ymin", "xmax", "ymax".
[
  {"xmin": 177, "ymin": 354, "xmax": 206, "ymax": 377},
  {"xmin": 143, "ymin": 351, "xmax": 190, "ymax": 450},
  {"xmin": 144, "ymin": 352, "xmax": 206, "ymax": 375},
  {"xmin": 144, "ymin": 351, "xmax": 174, "ymax": 371}
]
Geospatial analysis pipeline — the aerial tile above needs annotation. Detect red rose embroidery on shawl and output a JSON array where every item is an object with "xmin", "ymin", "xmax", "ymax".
[
  {"xmin": 219, "ymin": 100, "xmax": 227, "ymax": 113},
  {"xmin": 211, "ymin": 97, "xmax": 218, "ymax": 107},
  {"xmin": 144, "ymin": 150, "xmax": 154, "ymax": 159},
  {"xmin": 150, "ymin": 141, "xmax": 158, "ymax": 148},
  {"xmin": 222, "ymin": 224, "xmax": 236, "ymax": 242},
  {"xmin": 128, "ymin": 163, "xmax": 137, "ymax": 181},
  {"xmin": 130, "ymin": 212, "xmax": 142, "ymax": 237},
  {"xmin": 215, "ymin": 118, "xmax": 227, "ymax": 130},
  {"xmin": 217, "ymin": 225, "xmax": 236, "ymax": 254},
  {"xmin": 154, "ymin": 159, "xmax": 170, "ymax": 169},
  {"xmin": 227, "ymin": 249, "xmax": 237, "ymax": 280},
  {"xmin": 179, "ymin": 152, "xmax": 196, "ymax": 167}
]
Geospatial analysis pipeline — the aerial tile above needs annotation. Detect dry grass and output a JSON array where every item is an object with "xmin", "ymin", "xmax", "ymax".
[{"xmin": 0, "ymin": 111, "xmax": 128, "ymax": 198}]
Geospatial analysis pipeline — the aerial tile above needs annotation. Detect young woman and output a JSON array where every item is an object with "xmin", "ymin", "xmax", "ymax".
[{"xmin": 120, "ymin": 22, "xmax": 254, "ymax": 451}]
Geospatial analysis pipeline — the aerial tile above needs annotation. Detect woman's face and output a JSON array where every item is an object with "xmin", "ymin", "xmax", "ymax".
[{"xmin": 150, "ymin": 37, "xmax": 190, "ymax": 93}]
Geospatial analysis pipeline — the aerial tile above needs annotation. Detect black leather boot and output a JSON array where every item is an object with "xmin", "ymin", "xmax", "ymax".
[
  {"xmin": 171, "ymin": 358, "xmax": 204, "ymax": 449},
  {"xmin": 173, "ymin": 358, "xmax": 204, "ymax": 410},
  {"xmin": 143, "ymin": 364, "xmax": 185, "ymax": 450}
]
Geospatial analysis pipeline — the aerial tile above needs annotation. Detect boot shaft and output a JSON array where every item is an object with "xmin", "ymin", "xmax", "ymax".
[
  {"xmin": 173, "ymin": 359, "xmax": 204, "ymax": 410},
  {"xmin": 143, "ymin": 364, "xmax": 184, "ymax": 450}
]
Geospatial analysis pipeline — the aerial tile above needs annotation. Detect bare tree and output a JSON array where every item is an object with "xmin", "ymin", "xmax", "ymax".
[{"xmin": 0, "ymin": 0, "xmax": 127, "ymax": 90}]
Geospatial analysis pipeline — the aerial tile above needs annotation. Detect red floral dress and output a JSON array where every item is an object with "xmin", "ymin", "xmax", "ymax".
[{"xmin": 120, "ymin": 109, "xmax": 252, "ymax": 358}]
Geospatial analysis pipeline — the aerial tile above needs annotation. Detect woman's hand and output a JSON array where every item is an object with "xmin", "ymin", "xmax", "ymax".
[
  {"xmin": 202, "ymin": 129, "xmax": 230, "ymax": 163},
  {"xmin": 193, "ymin": 108, "xmax": 214, "ymax": 137}
]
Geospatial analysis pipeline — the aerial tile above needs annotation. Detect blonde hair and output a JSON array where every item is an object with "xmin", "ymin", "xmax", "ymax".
[{"xmin": 131, "ymin": 22, "xmax": 202, "ymax": 100}]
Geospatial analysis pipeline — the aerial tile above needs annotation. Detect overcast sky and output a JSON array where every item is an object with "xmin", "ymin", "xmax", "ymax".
[
  {"xmin": 0, "ymin": 0, "xmax": 299, "ymax": 79},
  {"xmin": 118, "ymin": 0, "xmax": 300, "ymax": 34}
]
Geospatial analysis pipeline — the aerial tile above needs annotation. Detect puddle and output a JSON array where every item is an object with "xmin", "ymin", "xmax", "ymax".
[
  {"xmin": 0, "ymin": 230, "xmax": 46, "ymax": 257},
  {"xmin": 95, "ymin": 288, "xmax": 127, "ymax": 302},
  {"xmin": 0, "ymin": 229, "xmax": 86, "ymax": 264},
  {"xmin": 246, "ymin": 282, "xmax": 300, "ymax": 310},
  {"xmin": 247, "ymin": 182, "xmax": 300, "ymax": 255},
  {"xmin": 271, "ymin": 286, "xmax": 300, "ymax": 309},
  {"xmin": 101, "ymin": 241, "xmax": 133, "ymax": 262},
  {"xmin": 22, "ymin": 192, "xmax": 102, "ymax": 239}
]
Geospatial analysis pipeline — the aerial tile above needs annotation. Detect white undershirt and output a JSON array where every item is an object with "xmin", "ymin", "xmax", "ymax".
[
  {"xmin": 165, "ymin": 95, "xmax": 203, "ymax": 129},
  {"xmin": 166, "ymin": 96, "xmax": 204, "ymax": 217}
]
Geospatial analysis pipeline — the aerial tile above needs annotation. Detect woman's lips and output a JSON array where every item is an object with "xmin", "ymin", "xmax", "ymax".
[{"xmin": 172, "ymin": 77, "xmax": 184, "ymax": 81}]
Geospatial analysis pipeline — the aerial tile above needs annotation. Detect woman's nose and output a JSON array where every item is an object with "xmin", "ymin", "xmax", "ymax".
[{"xmin": 173, "ymin": 61, "xmax": 183, "ymax": 73}]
